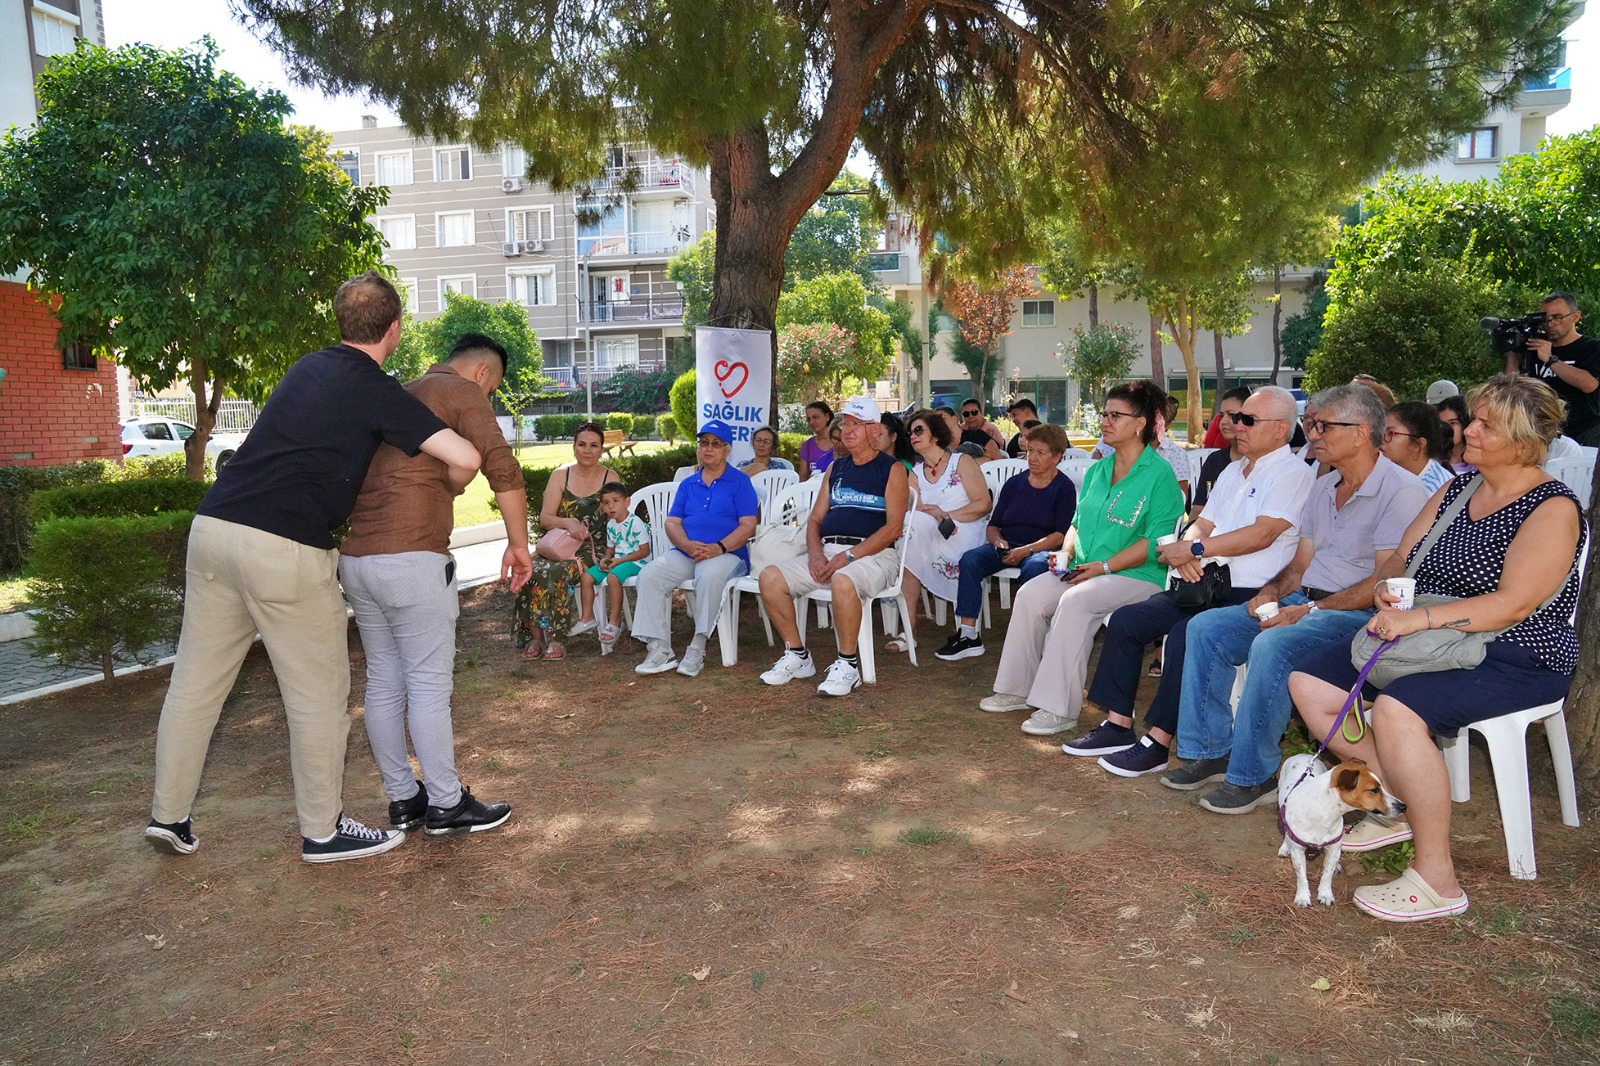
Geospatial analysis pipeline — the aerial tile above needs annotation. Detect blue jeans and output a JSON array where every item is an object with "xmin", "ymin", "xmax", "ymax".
[
  {"xmin": 1176, "ymin": 593, "xmax": 1372, "ymax": 787},
  {"xmin": 954, "ymin": 543, "xmax": 1052, "ymax": 621}
]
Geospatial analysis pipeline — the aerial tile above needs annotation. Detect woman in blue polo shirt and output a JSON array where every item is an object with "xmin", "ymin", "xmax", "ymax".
[{"xmin": 630, "ymin": 419, "xmax": 761, "ymax": 678}]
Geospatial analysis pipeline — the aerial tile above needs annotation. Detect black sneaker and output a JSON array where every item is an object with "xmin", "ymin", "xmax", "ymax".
[
  {"xmin": 934, "ymin": 632, "xmax": 985, "ymax": 661},
  {"xmin": 301, "ymin": 813, "xmax": 406, "ymax": 864},
  {"xmin": 1097, "ymin": 735, "xmax": 1170, "ymax": 778},
  {"xmin": 389, "ymin": 780, "xmax": 428, "ymax": 832},
  {"xmin": 1159, "ymin": 756, "xmax": 1231, "ymax": 792},
  {"xmin": 424, "ymin": 787, "xmax": 512, "ymax": 837},
  {"xmin": 143, "ymin": 818, "xmax": 198, "ymax": 856},
  {"xmin": 1060, "ymin": 720, "xmax": 1136, "ymax": 757},
  {"xmin": 1198, "ymin": 778, "xmax": 1279, "ymax": 815}
]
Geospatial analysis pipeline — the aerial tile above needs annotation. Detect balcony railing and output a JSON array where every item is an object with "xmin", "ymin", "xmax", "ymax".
[
  {"xmin": 1524, "ymin": 67, "xmax": 1572, "ymax": 92},
  {"xmin": 590, "ymin": 155, "xmax": 697, "ymax": 197},
  {"xmin": 585, "ymin": 293, "xmax": 686, "ymax": 323},
  {"xmin": 542, "ymin": 361, "xmax": 669, "ymax": 389},
  {"xmin": 578, "ymin": 227, "xmax": 695, "ymax": 258},
  {"xmin": 867, "ymin": 251, "xmax": 903, "ymax": 272}
]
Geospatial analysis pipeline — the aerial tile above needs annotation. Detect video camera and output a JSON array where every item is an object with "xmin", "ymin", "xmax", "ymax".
[{"xmin": 1481, "ymin": 313, "xmax": 1549, "ymax": 355}]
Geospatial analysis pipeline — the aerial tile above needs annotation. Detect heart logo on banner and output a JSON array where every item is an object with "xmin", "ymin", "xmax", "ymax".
[{"xmin": 714, "ymin": 360, "xmax": 750, "ymax": 399}]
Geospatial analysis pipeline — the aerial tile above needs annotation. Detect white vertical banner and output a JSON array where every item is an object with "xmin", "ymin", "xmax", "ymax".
[{"xmin": 695, "ymin": 326, "xmax": 773, "ymax": 466}]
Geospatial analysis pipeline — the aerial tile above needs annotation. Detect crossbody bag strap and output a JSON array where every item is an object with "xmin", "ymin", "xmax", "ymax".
[{"xmin": 1403, "ymin": 474, "xmax": 1480, "ymax": 579}]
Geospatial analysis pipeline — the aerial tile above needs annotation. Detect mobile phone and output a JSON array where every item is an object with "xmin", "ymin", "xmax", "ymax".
[{"xmin": 938, "ymin": 517, "xmax": 957, "ymax": 538}]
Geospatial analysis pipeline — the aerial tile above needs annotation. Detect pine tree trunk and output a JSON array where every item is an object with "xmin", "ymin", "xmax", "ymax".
[
  {"xmin": 1088, "ymin": 284, "xmax": 1100, "ymax": 329},
  {"xmin": 1213, "ymin": 331, "xmax": 1226, "ymax": 393},
  {"xmin": 1271, "ymin": 265, "xmax": 1284, "ymax": 383},
  {"xmin": 1566, "ymin": 473, "xmax": 1600, "ymax": 790},
  {"xmin": 1149, "ymin": 313, "xmax": 1165, "ymax": 387}
]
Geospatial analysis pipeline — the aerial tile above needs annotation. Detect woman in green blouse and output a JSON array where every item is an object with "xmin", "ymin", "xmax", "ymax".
[{"xmin": 979, "ymin": 381, "xmax": 1187, "ymax": 736}]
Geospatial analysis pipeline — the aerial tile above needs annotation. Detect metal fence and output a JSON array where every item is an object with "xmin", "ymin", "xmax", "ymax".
[{"xmin": 133, "ymin": 397, "xmax": 260, "ymax": 433}]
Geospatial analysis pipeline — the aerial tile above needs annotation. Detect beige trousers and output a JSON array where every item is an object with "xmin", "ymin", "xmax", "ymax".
[
  {"xmin": 151, "ymin": 516, "xmax": 352, "ymax": 838},
  {"xmin": 991, "ymin": 572, "xmax": 1157, "ymax": 719}
]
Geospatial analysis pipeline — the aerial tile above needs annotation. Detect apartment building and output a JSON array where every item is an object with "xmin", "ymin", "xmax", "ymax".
[
  {"xmin": 328, "ymin": 120, "xmax": 713, "ymax": 388},
  {"xmin": 0, "ymin": 0, "xmax": 121, "ymax": 466}
]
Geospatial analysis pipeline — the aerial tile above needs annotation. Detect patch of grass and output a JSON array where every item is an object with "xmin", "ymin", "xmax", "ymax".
[
  {"xmin": 897, "ymin": 827, "xmax": 958, "ymax": 847},
  {"xmin": 822, "ymin": 712, "xmax": 862, "ymax": 737},
  {"xmin": 1361, "ymin": 841, "xmax": 1416, "ymax": 876},
  {"xmin": 1549, "ymin": 995, "xmax": 1600, "ymax": 1039},
  {"xmin": 3, "ymin": 808, "xmax": 60, "ymax": 844},
  {"xmin": 476, "ymin": 912, "xmax": 495, "ymax": 929},
  {"xmin": 751, "ymin": 970, "xmax": 767, "ymax": 990},
  {"xmin": 1226, "ymin": 928, "xmax": 1256, "ymax": 947},
  {"xmin": 852, "ymin": 843, "xmax": 873, "ymax": 857},
  {"xmin": 1279, "ymin": 717, "xmax": 1318, "ymax": 758},
  {"xmin": 612, "ymin": 776, "xmax": 637, "ymax": 787},
  {"xmin": 865, "ymin": 745, "xmax": 889, "ymax": 760},
  {"xmin": 0, "ymin": 571, "xmax": 30, "ymax": 614},
  {"xmin": 455, "ymin": 651, "xmax": 482, "ymax": 670},
  {"xmin": 1486, "ymin": 905, "xmax": 1523, "ymax": 935},
  {"xmin": 484, "ymin": 756, "xmax": 502, "ymax": 771},
  {"xmin": 567, "ymin": 963, "xmax": 586, "ymax": 977},
  {"xmin": 333, "ymin": 903, "xmax": 353, "ymax": 929}
]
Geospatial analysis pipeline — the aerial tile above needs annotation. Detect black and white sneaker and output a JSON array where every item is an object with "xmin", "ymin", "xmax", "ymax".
[
  {"xmin": 389, "ymin": 780, "xmax": 428, "ymax": 832},
  {"xmin": 143, "ymin": 818, "xmax": 198, "ymax": 856},
  {"xmin": 301, "ymin": 813, "xmax": 406, "ymax": 864},
  {"xmin": 424, "ymin": 787, "xmax": 512, "ymax": 837},
  {"xmin": 934, "ymin": 632, "xmax": 985, "ymax": 661},
  {"xmin": 1060, "ymin": 720, "xmax": 1136, "ymax": 757}
]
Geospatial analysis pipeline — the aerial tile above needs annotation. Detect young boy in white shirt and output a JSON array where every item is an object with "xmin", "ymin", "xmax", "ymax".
[{"xmin": 571, "ymin": 482, "xmax": 651, "ymax": 652}]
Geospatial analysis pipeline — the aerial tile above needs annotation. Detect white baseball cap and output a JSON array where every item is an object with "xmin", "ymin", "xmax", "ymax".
[
  {"xmin": 839, "ymin": 396, "xmax": 882, "ymax": 423},
  {"xmin": 1425, "ymin": 379, "xmax": 1459, "ymax": 405}
]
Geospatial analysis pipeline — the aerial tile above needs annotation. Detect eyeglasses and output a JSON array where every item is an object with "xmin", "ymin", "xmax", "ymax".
[
  {"xmin": 1306, "ymin": 419, "xmax": 1361, "ymax": 434},
  {"xmin": 1101, "ymin": 410, "xmax": 1139, "ymax": 422},
  {"xmin": 1227, "ymin": 412, "xmax": 1285, "ymax": 427},
  {"xmin": 1383, "ymin": 428, "xmax": 1421, "ymax": 443},
  {"xmin": 697, "ymin": 437, "xmax": 728, "ymax": 447},
  {"xmin": 1547, "ymin": 311, "xmax": 1577, "ymax": 323}
]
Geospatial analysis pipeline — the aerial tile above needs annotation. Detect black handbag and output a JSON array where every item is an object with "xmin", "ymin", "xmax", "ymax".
[{"xmin": 1172, "ymin": 561, "xmax": 1232, "ymax": 612}]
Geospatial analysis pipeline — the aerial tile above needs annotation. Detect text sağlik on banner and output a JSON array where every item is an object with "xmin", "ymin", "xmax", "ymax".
[{"xmin": 694, "ymin": 325, "xmax": 773, "ymax": 466}]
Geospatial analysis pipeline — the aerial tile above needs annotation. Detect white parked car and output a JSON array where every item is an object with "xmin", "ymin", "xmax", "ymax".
[{"xmin": 120, "ymin": 417, "xmax": 248, "ymax": 470}]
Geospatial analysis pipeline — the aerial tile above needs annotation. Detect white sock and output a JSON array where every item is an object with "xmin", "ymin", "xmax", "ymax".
[
  {"xmin": 959, "ymin": 624, "xmax": 979, "ymax": 639},
  {"xmin": 689, "ymin": 633, "xmax": 708, "ymax": 654}
]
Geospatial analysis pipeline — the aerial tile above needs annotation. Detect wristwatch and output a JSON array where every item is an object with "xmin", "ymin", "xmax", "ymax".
[
  {"xmin": 1307, "ymin": 602, "xmax": 1320, "ymax": 614},
  {"xmin": 1190, "ymin": 541, "xmax": 1206, "ymax": 558},
  {"xmin": 845, "ymin": 548, "xmax": 857, "ymax": 563},
  {"xmin": 1100, "ymin": 561, "xmax": 1111, "ymax": 574}
]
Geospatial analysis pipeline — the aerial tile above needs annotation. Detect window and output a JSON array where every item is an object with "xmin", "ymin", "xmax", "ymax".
[
  {"xmin": 375, "ymin": 150, "xmax": 413, "ymax": 186},
  {"xmin": 594, "ymin": 335, "xmax": 639, "ymax": 369},
  {"xmin": 436, "ymin": 211, "xmax": 475, "ymax": 248},
  {"xmin": 139, "ymin": 422, "xmax": 173, "ymax": 441},
  {"xmin": 32, "ymin": 6, "xmax": 78, "ymax": 57},
  {"xmin": 439, "ymin": 275, "xmax": 477, "ymax": 301},
  {"xmin": 1459, "ymin": 127, "xmax": 1498, "ymax": 160},
  {"xmin": 376, "ymin": 215, "xmax": 415, "ymax": 251},
  {"xmin": 1022, "ymin": 299, "xmax": 1056, "ymax": 327},
  {"xmin": 399, "ymin": 278, "xmax": 419, "ymax": 314},
  {"xmin": 509, "ymin": 269, "xmax": 556, "ymax": 307},
  {"xmin": 333, "ymin": 149, "xmax": 359, "ymax": 185},
  {"xmin": 435, "ymin": 146, "xmax": 471, "ymax": 182},
  {"xmin": 503, "ymin": 144, "xmax": 528, "ymax": 181},
  {"xmin": 507, "ymin": 207, "xmax": 554, "ymax": 243},
  {"xmin": 61, "ymin": 341, "xmax": 95, "ymax": 371}
]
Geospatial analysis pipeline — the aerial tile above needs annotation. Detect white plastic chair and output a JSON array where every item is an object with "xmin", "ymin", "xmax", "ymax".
[
  {"xmin": 796, "ymin": 494, "xmax": 918, "ymax": 685},
  {"xmin": 1436, "ymin": 551, "xmax": 1586, "ymax": 880},
  {"xmin": 1542, "ymin": 454, "xmax": 1594, "ymax": 510},
  {"xmin": 1190, "ymin": 448, "xmax": 1218, "ymax": 484},
  {"xmin": 717, "ymin": 478, "xmax": 822, "ymax": 666},
  {"xmin": 1056, "ymin": 452, "xmax": 1092, "ymax": 489},
  {"xmin": 971, "ymin": 459, "xmax": 1028, "ymax": 629},
  {"xmin": 748, "ymin": 467, "xmax": 799, "ymax": 522}
]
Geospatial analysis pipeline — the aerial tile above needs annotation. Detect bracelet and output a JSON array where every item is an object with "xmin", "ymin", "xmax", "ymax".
[
  {"xmin": 1423, "ymin": 606, "xmax": 1433, "ymax": 630},
  {"xmin": 1100, "ymin": 560, "xmax": 1111, "ymax": 575},
  {"xmin": 717, "ymin": 540, "xmax": 729, "ymax": 554}
]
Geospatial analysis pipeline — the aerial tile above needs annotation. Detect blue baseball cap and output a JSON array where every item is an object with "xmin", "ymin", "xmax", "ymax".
[{"xmin": 697, "ymin": 418, "xmax": 734, "ymax": 443}]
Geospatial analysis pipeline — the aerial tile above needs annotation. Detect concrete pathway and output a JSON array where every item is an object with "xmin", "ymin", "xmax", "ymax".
[{"xmin": 0, "ymin": 534, "xmax": 512, "ymax": 706}]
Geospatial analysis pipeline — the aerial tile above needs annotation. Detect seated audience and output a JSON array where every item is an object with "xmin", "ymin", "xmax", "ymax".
[
  {"xmin": 1004, "ymin": 398, "xmax": 1043, "ymax": 458},
  {"xmin": 936, "ymin": 422, "xmax": 1077, "ymax": 661},
  {"xmin": 1289, "ymin": 374, "xmax": 1585, "ymax": 922},
  {"xmin": 894, "ymin": 409, "xmax": 991, "ymax": 650},
  {"xmin": 737, "ymin": 426, "xmax": 794, "ymax": 475},
  {"xmin": 1162, "ymin": 385, "xmax": 1430, "ymax": 813},
  {"xmin": 978, "ymin": 382, "xmax": 1185, "ymax": 735},
  {"xmin": 1383, "ymin": 402, "xmax": 1454, "ymax": 491},
  {"xmin": 798, "ymin": 401, "xmax": 835, "ymax": 480},
  {"xmin": 632, "ymin": 420, "xmax": 759, "ymax": 678},
  {"xmin": 1192, "ymin": 387, "xmax": 1249, "ymax": 515},
  {"xmin": 1433, "ymin": 395, "xmax": 1476, "ymax": 474},
  {"xmin": 758, "ymin": 397, "xmax": 910, "ymax": 697}
]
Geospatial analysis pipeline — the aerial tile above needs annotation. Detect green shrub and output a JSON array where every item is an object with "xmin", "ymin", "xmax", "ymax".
[
  {"xmin": 600, "ymin": 367, "xmax": 675, "ymax": 413},
  {"xmin": 517, "ymin": 444, "xmax": 697, "ymax": 534},
  {"xmin": 656, "ymin": 413, "xmax": 679, "ymax": 443},
  {"xmin": 605, "ymin": 412, "xmax": 634, "ymax": 435},
  {"xmin": 30, "ymin": 477, "xmax": 209, "ymax": 524},
  {"xmin": 534, "ymin": 414, "xmax": 568, "ymax": 440},
  {"xmin": 0, "ymin": 460, "xmax": 118, "ymax": 573},
  {"xmin": 777, "ymin": 432, "xmax": 806, "ymax": 466},
  {"xmin": 669, "ymin": 370, "xmax": 697, "ymax": 443},
  {"xmin": 119, "ymin": 452, "xmax": 214, "ymax": 481},
  {"xmin": 26, "ymin": 511, "xmax": 192, "ymax": 680}
]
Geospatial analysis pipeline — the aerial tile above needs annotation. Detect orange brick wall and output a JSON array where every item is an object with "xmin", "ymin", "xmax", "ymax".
[{"xmin": 0, "ymin": 281, "xmax": 121, "ymax": 467}]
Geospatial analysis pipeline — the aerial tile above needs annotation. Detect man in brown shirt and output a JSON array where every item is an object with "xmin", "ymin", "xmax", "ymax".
[{"xmin": 341, "ymin": 332, "xmax": 533, "ymax": 837}]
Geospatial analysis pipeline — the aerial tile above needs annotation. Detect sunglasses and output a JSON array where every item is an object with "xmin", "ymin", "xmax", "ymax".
[
  {"xmin": 909, "ymin": 425, "xmax": 930, "ymax": 437},
  {"xmin": 962, "ymin": 409, "xmax": 981, "ymax": 417},
  {"xmin": 1226, "ymin": 412, "xmax": 1285, "ymax": 427},
  {"xmin": 575, "ymin": 421, "xmax": 605, "ymax": 436}
]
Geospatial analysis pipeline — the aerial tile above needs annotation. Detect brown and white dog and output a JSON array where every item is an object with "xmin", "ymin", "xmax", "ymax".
[{"xmin": 1277, "ymin": 753, "xmax": 1406, "ymax": 907}]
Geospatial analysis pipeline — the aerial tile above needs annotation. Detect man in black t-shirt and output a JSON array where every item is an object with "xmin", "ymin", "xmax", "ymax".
[
  {"xmin": 1510, "ymin": 290, "xmax": 1600, "ymax": 445},
  {"xmin": 1004, "ymin": 398, "xmax": 1042, "ymax": 458},
  {"xmin": 144, "ymin": 272, "xmax": 483, "ymax": 866}
]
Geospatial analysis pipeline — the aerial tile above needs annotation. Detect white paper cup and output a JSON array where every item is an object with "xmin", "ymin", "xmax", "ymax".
[
  {"xmin": 1049, "ymin": 551, "xmax": 1070, "ymax": 574},
  {"xmin": 1386, "ymin": 578, "xmax": 1416, "ymax": 610},
  {"xmin": 1255, "ymin": 602, "xmax": 1280, "ymax": 621},
  {"xmin": 1157, "ymin": 534, "xmax": 1180, "ymax": 547}
]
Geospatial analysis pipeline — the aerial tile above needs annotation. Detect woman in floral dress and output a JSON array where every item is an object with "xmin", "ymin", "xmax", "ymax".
[{"xmin": 513, "ymin": 422, "xmax": 617, "ymax": 660}]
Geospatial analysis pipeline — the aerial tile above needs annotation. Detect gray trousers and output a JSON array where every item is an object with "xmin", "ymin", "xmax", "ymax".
[
  {"xmin": 630, "ymin": 549, "xmax": 746, "ymax": 647},
  {"xmin": 339, "ymin": 551, "xmax": 462, "ymax": 809}
]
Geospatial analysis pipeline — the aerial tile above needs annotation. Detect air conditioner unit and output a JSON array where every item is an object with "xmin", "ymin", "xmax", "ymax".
[
  {"xmin": 522, "ymin": 239, "xmax": 545, "ymax": 254},
  {"xmin": 502, "ymin": 241, "xmax": 522, "ymax": 256},
  {"xmin": 501, "ymin": 178, "xmax": 523, "ymax": 193}
]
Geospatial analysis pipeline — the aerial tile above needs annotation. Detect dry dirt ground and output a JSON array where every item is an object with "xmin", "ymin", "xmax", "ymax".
[{"xmin": 4, "ymin": 584, "xmax": 1600, "ymax": 1065}]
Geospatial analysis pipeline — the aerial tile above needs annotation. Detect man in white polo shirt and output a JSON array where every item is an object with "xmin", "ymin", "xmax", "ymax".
[{"xmin": 1066, "ymin": 385, "xmax": 1316, "ymax": 777}]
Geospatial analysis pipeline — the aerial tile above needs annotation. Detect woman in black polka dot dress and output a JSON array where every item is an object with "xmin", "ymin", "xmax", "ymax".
[{"xmin": 1289, "ymin": 375, "xmax": 1587, "ymax": 923}]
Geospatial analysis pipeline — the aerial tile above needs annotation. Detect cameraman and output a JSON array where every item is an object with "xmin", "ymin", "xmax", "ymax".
[{"xmin": 1511, "ymin": 291, "xmax": 1600, "ymax": 445}]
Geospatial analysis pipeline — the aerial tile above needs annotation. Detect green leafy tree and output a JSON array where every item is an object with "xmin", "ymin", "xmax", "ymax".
[
  {"xmin": 1280, "ymin": 279, "xmax": 1329, "ymax": 371},
  {"xmin": 666, "ymin": 232, "xmax": 716, "ymax": 335},
  {"xmin": 0, "ymin": 41, "xmax": 387, "ymax": 480},
  {"xmin": 777, "ymin": 323, "xmax": 859, "ymax": 404},
  {"xmin": 239, "ymin": 0, "xmax": 1559, "ymax": 422},
  {"xmin": 776, "ymin": 272, "xmax": 893, "ymax": 384},
  {"xmin": 1060, "ymin": 324, "xmax": 1140, "ymax": 409},
  {"xmin": 785, "ymin": 171, "xmax": 878, "ymax": 288},
  {"xmin": 669, "ymin": 370, "xmax": 698, "ymax": 446}
]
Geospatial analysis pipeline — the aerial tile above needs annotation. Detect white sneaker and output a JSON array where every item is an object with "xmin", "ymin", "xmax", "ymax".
[
  {"xmin": 1019, "ymin": 710, "xmax": 1074, "ymax": 735},
  {"xmin": 635, "ymin": 647, "xmax": 679, "ymax": 675},
  {"xmin": 979, "ymin": 693, "xmax": 1032, "ymax": 713},
  {"xmin": 570, "ymin": 618, "xmax": 599, "ymax": 637},
  {"xmin": 817, "ymin": 658, "xmax": 862, "ymax": 697},
  {"xmin": 677, "ymin": 645, "xmax": 706, "ymax": 677},
  {"xmin": 761, "ymin": 649, "xmax": 816, "ymax": 686}
]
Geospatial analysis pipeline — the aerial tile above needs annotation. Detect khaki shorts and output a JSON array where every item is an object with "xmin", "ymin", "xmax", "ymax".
[{"xmin": 764, "ymin": 542, "xmax": 900, "ymax": 599}]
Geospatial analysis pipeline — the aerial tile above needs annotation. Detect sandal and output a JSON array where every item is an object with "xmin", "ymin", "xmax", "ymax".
[
  {"xmin": 1147, "ymin": 658, "xmax": 1162, "ymax": 677},
  {"xmin": 520, "ymin": 638, "xmax": 545, "ymax": 661},
  {"xmin": 570, "ymin": 618, "xmax": 598, "ymax": 637},
  {"xmin": 542, "ymin": 643, "xmax": 567, "ymax": 661},
  {"xmin": 1352, "ymin": 867, "xmax": 1468, "ymax": 923},
  {"xmin": 886, "ymin": 636, "xmax": 911, "ymax": 653}
]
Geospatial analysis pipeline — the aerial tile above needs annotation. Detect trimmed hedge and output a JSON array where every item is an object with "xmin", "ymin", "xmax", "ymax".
[
  {"xmin": 517, "ymin": 444, "xmax": 698, "ymax": 533},
  {"xmin": 605, "ymin": 412, "xmax": 634, "ymax": 434},
  {"xmin": 656, "ymin": 413, "xmax": 679, "ymax": 443},
  {"xmin": 27, "ymin": 511, "xmax": 192, "ymax": 680},
  {"xmin": 30, "ymin": 476, "xmax": 209, "ymax": 524},
  {"xmin": 0, "ymin": 460, "xmax": 119, "ymax": 573}
]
